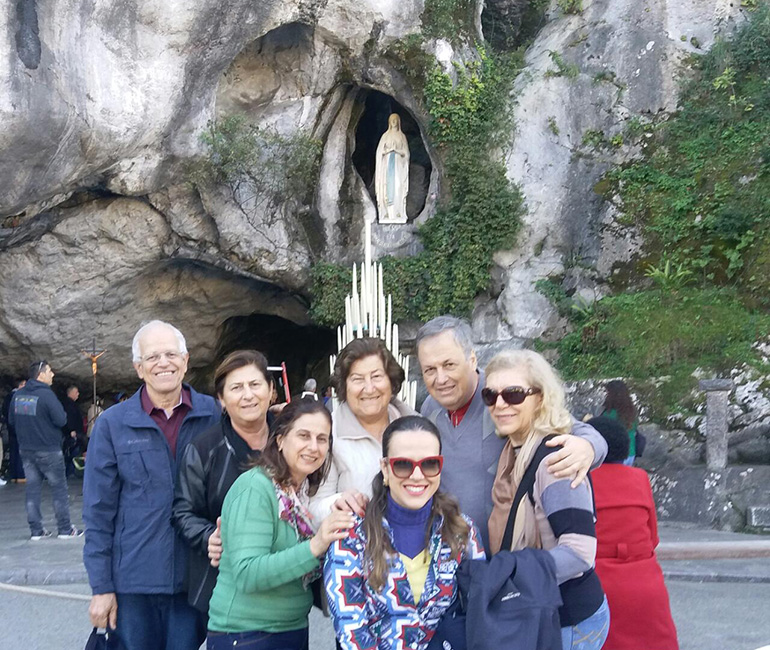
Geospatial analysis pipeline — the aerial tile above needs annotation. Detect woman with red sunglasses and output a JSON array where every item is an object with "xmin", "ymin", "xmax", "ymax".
[
  {"xmin": 324, "ymin": 415, "xmax": 486, "ymax": 650},
  {"xmin": 484, "ymin": 350, "xmax": 609, "ymax": 650}
]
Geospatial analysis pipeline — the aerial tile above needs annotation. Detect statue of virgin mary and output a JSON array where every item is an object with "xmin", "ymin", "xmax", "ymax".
[{"xmin": 374, "ymin": 113, "xmax": 410, "ymax": 224}]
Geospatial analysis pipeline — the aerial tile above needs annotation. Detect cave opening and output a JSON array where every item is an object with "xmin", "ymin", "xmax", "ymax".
[
  {"xmin": 351, "ymin": 89, "xmax": 432, "ymax": 221},
  {"xmin": 209, "ymin": 313, "xmax": 336, "ymax": 400}
]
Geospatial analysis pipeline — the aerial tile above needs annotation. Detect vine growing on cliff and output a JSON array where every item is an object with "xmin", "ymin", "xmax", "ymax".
[
  {"xmin": 601, "ymin": 5, "xmax": 770, "ymax": 305},
  {"xmin": 534, "ymin": 6, "xmax": 770, "ymax": 420},
  {"xmin": 310, "ymin": 44, "xmax": 524, "ymax": 325}
]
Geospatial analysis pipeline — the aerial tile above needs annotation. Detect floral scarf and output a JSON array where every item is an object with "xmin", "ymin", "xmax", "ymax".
[{"xmin": 273, "ymin": 479, "xmax": 322, "ymax": 588}]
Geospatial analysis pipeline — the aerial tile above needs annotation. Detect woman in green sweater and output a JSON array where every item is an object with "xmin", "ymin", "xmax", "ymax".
[{"xmin": 207, "ymin": 399, "xmax": 354, "ymax": 650}]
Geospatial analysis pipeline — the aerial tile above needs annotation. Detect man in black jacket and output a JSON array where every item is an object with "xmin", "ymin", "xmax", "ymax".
[
  {"xmin": 9, "ymin": 360, "xmax": 81, "ymax": 540},
  {"xmin": 62, "ymin": 385, "xmax": 86, "ymax": 476}
]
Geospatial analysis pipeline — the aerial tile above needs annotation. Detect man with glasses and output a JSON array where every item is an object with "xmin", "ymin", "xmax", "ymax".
[
  {"xmin": 83, "ymin": 320, "xmax": 219, "ymax": 650},
  {"xmin": 416, "ymin": 315, "xmax": 607, "ymax": 552},
  {"xmin": 9, "ymin": 360, "xmax": 81, "ymax": 539}
]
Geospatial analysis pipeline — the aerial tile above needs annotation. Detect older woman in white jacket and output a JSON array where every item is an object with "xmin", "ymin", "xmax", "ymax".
[{"xmin": 308, "ymin": 338, "xmax": 415, "ymax": 523}]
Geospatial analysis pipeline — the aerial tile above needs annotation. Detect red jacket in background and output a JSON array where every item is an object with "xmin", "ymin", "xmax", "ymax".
[{"xmin": 592, "ymin": 464, "xmax": 679, "ymax": 650}]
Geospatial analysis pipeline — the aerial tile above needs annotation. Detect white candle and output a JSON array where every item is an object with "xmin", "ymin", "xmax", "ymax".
[
  {"xmin": 371, "ymin": 266, "xmax": 378, "ymax": 336},
  {"xmin": 337, "ymin": 326, "xmax": 342, "ymax": 352},
  {"xmin": 393, "ymin": 324, "xmax": 399, "ymax": 355}
]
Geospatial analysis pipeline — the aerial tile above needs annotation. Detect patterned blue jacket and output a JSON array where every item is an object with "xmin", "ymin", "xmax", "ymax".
[{"xmin": 325, "ymin": 514, "xmax": 486, "ymax": 650}]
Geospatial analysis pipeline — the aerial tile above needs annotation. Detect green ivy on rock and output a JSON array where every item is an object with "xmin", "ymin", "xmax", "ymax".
[{"xmin": 310, "ymin": 46, "xmax": 524, "ymax": 326}]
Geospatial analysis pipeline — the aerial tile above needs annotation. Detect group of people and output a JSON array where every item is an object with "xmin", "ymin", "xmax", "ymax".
[{"xmin": 77, "ymin": 316, "xmax": 677, "ymax": 650}]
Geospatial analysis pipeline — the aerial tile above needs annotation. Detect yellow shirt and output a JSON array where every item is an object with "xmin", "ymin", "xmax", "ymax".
[{"xmin": 399, "ymin": 551, "xmax": 431, "ymax": 603}]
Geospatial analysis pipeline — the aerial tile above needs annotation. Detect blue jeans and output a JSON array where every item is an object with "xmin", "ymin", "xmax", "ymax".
[
  {"xmin": 561, "ymin": 597, "xmax": 610, "ymax": 650},
  {"xmin": 207, "ymin": 628, "xmax": 309, "ymax": 650},
  {"xmin": 20, "ymin": 449, "xmax": 71, "ymax": 535},
  {"xmin": 116, "ymin": 593, "xmax": 205, "ymax": 650}
]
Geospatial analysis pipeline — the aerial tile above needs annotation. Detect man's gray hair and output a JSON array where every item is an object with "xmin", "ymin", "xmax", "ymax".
[
  {"xmin": 131, "ymin": 320, "xmax": 188, "ymax": 362},
  {"xmin": 303, "ymin": 378, "xmax": 317, "ymax": 392},
  {"xmin": 415, "ymin": 315, "xmax": 475, "ymax": 358}
]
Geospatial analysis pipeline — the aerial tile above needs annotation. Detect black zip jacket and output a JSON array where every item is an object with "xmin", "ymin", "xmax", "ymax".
[
  {"xmin": 171, "ymin": 415, "xmax": 261, "ymax": 614},
  {"xmin": 9, "ymin": 380, "xmax": 67, "ymax": 451}
]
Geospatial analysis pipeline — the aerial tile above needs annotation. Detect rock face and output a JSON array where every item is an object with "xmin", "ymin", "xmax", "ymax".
[
  {"xmin": 488, "ymin": 0, "xmax": 744, "ymax": 340},
  {"xmin": 0, "ymin": 0, "xmax": 435, "ymax": 387},
  {"xmin": 567, "ymin": 374, "xmax": 770, "ymax": 530},
  {"xmin": 0, "ymin": 0, "xmax": 750, "ymax": 391}
]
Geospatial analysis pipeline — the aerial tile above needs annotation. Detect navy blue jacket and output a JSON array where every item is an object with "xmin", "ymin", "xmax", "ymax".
[
  {"xmin": 83, "ymin": 385, "xmax": 219, "ymax": 595},
  {"xmin": 9, "ymin": 379, "xmax": 67, "ymax": 451}
]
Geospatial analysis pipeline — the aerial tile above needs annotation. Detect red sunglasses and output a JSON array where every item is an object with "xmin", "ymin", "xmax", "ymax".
[
  {"xmin": 387, "ymin": 456, "xmax": 444, "ymax": 478},
  {"xmin": 481, "ymin": 386, "xmax": 541, "ymax": 406}
]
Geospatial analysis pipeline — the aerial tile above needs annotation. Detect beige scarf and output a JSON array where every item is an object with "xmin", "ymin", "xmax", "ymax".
[{"xmin": 488, "ymin": 433, "xmax": 545, "ymax": 554}]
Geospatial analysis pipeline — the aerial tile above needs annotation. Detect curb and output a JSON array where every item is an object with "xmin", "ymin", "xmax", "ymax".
[{"xmin": 0, "ymin": 567, "xmax": 89, "ymax": 586}]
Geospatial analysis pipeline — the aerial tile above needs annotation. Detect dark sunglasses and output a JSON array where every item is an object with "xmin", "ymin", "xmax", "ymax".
[
  {"xmin": 387, "ymin": 456, "xmax": 444, "ymax": 478},
  {"xmin": 481, "ymin": 386, "xmax": 541, "ymax": 406}
]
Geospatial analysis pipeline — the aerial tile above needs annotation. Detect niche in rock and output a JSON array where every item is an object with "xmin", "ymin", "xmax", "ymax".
[
  {"xmin": 351, "ymin": 90, "xmax": 432, "ymax": 221},
  {"xmin": 212, "ymin": 314, "xmax": 336, "ymax": 399}
]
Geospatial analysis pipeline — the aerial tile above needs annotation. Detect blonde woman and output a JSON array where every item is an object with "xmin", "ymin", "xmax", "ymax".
[{"xmin": 484, "ymin": 350, "xmax": 609, "ymax": 650}]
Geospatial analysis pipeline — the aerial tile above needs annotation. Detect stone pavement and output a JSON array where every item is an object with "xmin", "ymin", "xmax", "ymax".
[{"xmin": 0, "ymin": 477, "xmax": 769, "ymax": 586}]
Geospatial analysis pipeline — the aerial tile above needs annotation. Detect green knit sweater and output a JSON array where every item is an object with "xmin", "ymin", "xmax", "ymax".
[{"xmin": 207, "ymin": 467, "xmax": 320, "ymax": 633}]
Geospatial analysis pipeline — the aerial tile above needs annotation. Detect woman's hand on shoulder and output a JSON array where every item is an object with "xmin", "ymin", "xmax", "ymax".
[
  {"xmin": 310, "ymin": 511, "xmax": 356, "ymax": 557},
  {"xmin": 333, "ymin": 490, "xmax": 369, "ymax": 517}
]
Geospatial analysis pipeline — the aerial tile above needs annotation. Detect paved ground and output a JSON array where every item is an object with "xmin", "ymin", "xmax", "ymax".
[{"xmin": 1, "ymin": 477, "xmax": 769, "ymax": 649}]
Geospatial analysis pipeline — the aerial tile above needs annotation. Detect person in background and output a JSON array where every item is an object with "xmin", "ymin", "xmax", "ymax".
[
  {"xmin": 588, "ymin": 416, "xmax": 678, "ymax": 650},
  {"xmin": 600, "ymin": 380, "xmax": 639, "ymax": 466},
  {"xmin": 172, "ymin": 350, "xmax": 274, "ymax": 618},
  {"xmin": 3, "ymin": 378, "xmax": 26, "ymax": 482},
  {"xmin": 62, "ymin": 385, "xmax": 86, "ymax": 477},
  {"xmin": 207, "ymin": 399, "xmax": 353, "ymax": 650},
  {"xmin": 300, "ymin": 378, "xmax": 318, "ymax": 401},
  {"xmin": 308, "ymin": 337, "xmax": 415, "ymax": 523},
  {"xmin": 485, "ymin": 350, "xmax": 609, "ymax": 650},
  {"xmin": 10, "ymin": 361, "xmax": 81, "ymax": 539},
  {"xmin": 416, "ymin": 315, "xmax": 607, "ymax": 552},
  {"xmin": 86, "ymin": 397, "xmax": 104, "ymax": 439},
  {"xmin": 83, "ymin": 320, "xmax": 219, "ymax": 650},
  {"xmin": 325, "ymin": 415, "xmax": 485, "ymax": 650}
]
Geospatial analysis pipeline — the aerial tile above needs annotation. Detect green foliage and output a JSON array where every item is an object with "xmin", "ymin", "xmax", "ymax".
[
  {"xmin": 557, "ymin": 0, "xmax": 583, "ymax": 14},
  {"xmin": 545, "ymin": 50, "xmax": 580, "ymax": 79},
  {"xmin": 548, "ymin": 287, "xmax": 770, "ymax": 416},
  {"xmin": 644, "ymin": 260, "xmax": 694, "ymax": 291},
  {"xmin": 189, "ymin": 116, "xmax": 322, "ymax": 218},
  {"xmin": 603, "ymin": 5, "xmax": 770, "ymax": 305},
  {"xmin": 547, "ymin": 116, "xmax": 560, "ymax": 136},
  {"xmin": 581, "ymin": 129, "xmax": 606, "ymax": 148},
  {"xmin": 311, "ymin": 48, "xmax": 525, "ymax": 326},
  {"xmin": 310, "ymin": 263, "xmax": 352, "ymax": 326},
  {"xmin": 593, "ymin": 69, "xmax": 617, "ymax": 84},
  {"xmin": 383, "ymin": 35, "xmax": 434, "ymax": 84},
  {"xmin": 421, "ymin": 0, "xmax": 476, "ymax": 41}
]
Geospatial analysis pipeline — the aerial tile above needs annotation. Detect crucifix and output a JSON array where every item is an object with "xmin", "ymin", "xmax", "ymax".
[{"xmin": 81, "ymin": 338, "xmax": 107, "ymax": 411}]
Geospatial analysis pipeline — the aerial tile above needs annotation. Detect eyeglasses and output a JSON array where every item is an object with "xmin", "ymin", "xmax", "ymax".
[
  {"xmin": 387, "ymin": 456, "xmax": 444, "ymax": 478},
  {"xmin": 481, "ymin": 386, "xmax": 541, "ymax": 406},
  {"xmin": 141, "ymin": 351, "xmax": 182, "ymax": 364}
]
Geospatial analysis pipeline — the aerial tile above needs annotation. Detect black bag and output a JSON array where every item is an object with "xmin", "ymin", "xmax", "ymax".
[
  {"xmin": 430, "ymin": 436, "xmax": 563, "ymax": 650},
  {"xmin": 84, "ymin": 628, "xmax": 127, "ymax": 650}
]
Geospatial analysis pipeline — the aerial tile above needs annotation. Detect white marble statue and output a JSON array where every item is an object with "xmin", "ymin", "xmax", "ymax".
[{"xmin": 374, "ymin": 113, "xmax": 410, "ymax": 224}]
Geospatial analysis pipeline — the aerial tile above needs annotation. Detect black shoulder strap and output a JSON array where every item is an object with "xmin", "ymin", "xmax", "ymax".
[{"xmin": 500, "ymin": 434, "xmax": 559, "ymax": 552}]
